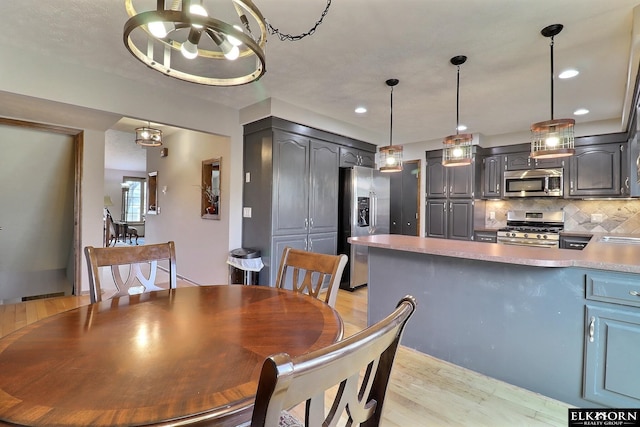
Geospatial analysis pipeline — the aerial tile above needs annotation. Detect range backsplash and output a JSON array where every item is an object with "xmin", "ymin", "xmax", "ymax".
[{"xmin": 484, "ymin": 199, "xmax": 640, "ymax": 234}]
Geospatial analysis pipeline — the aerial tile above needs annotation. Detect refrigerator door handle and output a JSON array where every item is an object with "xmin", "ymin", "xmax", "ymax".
[{"xmin": 369, "ymin": 191, "xmax": 376, "ymax": 232}]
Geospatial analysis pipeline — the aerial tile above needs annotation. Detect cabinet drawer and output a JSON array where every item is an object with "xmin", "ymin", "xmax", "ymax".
[
  {"xmin": 586, "ymin": 271, "xmax": 640, "ymax": 308},
  {"xmin": 473, "ymin": 231, "xmax": 497, "ymax": 243}
]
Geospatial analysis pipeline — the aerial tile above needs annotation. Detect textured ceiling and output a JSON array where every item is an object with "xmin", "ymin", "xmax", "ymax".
[{"xmin": 4, "ymin": 1, "xmax": 640, "ymax": 146}]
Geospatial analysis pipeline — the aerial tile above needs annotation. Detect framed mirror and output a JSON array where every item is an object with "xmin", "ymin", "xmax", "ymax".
[
  {"xmin": 147, "ymin": 171, "xmax": 158, "ymax": 215},
  {"xmin": 201, "ymin": 158, "xmax": 221, "ymax": 220}
]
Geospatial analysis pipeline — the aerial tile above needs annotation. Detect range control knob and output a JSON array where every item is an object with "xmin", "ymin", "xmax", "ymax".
[
  {"xmin": 523, "ymin": 233, "xmax": 528, "ymax": 239},
  {"xmin": 543, "ymin": 235, "xmax": 548, "ymax": 239},
  {"xmin": 536, "ymin": 234, "xmax": 542, "ymax": 239}
]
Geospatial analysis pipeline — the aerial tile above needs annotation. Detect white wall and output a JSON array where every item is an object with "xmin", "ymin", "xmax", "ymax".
[
  {"xmin": 145, "ymin": 129, "xmax": 231, "ymax": 285},
  {"xmin": 0, "ymin": 42, "xmax": 245, "ymax": 293}
]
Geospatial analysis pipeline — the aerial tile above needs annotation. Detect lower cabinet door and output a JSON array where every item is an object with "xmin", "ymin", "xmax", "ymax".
[
  {"xmin": 270, "ymin": 232, "xmax": 337, "ymax": 288},
  {"xmin": 583, "ymin": 305, "xmax": 640, "ymax": 406},
  {"xmin": 426, "ymin": 199, "xmax": 447, "ymax": 238}
]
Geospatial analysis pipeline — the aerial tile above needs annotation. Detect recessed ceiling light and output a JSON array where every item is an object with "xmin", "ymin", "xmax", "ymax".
[
  {"xmin": 559, "ymin": 69, "xmax": 579, "ymax": 79},
  {"xmin": 457, "ymin": 124, "xmax": 467, "ymax": 131},
  {"xmin": 574, "ymin": 108, "xmax": 589, "ymax": 115},
  {"xmin": 355, "ymin": 106, "xmax": 367, "ymax": 114}
]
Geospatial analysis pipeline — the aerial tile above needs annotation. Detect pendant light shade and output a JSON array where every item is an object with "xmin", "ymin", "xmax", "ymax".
[
  {"xmin": 443, "ymin": 55, "xmax": 473, "ymax": 167},
  {"xmin": 136, "ymin": 122, "xmax": 163, "ymax": 147},
  {"xmin": 379, "ymin": 78, "xmax": 403, "ymax": 173},
  {"xmin": 531, "ymin": 24, "xmax": 575, "ymax": 159}
]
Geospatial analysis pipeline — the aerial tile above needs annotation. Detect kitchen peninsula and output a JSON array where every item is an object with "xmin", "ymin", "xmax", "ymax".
[{"xmin": 349, "ymin": 234, "xmax": 640, "ymax": 408}]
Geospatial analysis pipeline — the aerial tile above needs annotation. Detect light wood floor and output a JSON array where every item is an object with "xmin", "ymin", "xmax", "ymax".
[{"xmin": 0, "ymin": 287, "xmax": 571, "ymax": 426}]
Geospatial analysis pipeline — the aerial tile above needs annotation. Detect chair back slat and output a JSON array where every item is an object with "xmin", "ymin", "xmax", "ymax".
[
  {"xmin": 84, "ymin": 241, "xmax": 177, "ymax": 303},
  {"xmin": 251, "ymin": 295, "xmax": 417, "ymax": 427},
  {"xmin": 275, "ymin": 247, "xmax": 347, "ymax": 307}
]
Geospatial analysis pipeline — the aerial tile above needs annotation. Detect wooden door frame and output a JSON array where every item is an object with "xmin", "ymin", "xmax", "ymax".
[{"xmin": 0, "ymin": 117, "xmax": 84, "ymax": 296}]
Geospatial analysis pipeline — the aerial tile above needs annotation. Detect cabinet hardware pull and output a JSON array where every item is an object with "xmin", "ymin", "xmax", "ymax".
[
  {"xmin": 304, "ymin": 218, "xmax": 308, "ymax": 230},
  {"xmin": 630, "ymin": 290, "xmax": 640, "ymax": 297},
  {"xmin": 443, "ymin": 186, "xmax": 447, "ymax": 195},
  {"xmin": 309, "ymin": 218, "xmax": 314, "ymax": 229},
  {"xmin": 589, "ymin": 316, "xmax": 595, "ymax": 343}
]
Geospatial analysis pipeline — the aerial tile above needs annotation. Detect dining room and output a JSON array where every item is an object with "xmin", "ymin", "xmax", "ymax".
[{"xmin": 0, "ymin": 279, "xmax": 570, "ymax": 426}]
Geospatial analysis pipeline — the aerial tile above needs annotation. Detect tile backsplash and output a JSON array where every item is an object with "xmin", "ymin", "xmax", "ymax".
[{"xmin": 484, "ymin": 199, "xmax": 640, "ymax": 234}]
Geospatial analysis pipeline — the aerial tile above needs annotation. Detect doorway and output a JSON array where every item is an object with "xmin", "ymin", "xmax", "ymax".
[
  {"xmin": 390, "ymin": 159, "xmax": 421, "ymax": 236},
  {"xmin": 0, "ymin": 118, "xmax": 82, "ymax": 303}
]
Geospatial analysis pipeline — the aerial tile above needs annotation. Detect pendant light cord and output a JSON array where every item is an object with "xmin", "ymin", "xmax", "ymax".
[
  {"xmin": 550, "ymin": 35, "xmax": 555, "ymax": 120},
  {"xmin": 456, "ymin": 64, "xmax": 461, "ymax": 135},
  {"xmin": 390, "ymin": 84, "xmax": 394, "ymax": 146}
]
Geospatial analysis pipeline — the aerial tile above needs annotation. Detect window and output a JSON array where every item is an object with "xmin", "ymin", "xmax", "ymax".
[{"xmin": 122, "ymin": 176, "xmax": 146, "ymax": 222}]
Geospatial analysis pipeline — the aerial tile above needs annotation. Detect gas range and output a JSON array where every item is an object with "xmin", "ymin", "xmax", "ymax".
[{"xmin": 496, "ymin": 210, "xmax": 564, "ymax": 248}]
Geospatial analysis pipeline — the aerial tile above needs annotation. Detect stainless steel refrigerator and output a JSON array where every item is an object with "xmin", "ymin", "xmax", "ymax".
[{"xmin": 338, "ymin": 166, "xmax": 390, "ymax": 290}]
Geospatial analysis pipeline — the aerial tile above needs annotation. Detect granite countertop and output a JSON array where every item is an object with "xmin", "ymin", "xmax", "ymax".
[{"xmin": 348, "ymin": 234, "xmax": 640, "ymax": 274}]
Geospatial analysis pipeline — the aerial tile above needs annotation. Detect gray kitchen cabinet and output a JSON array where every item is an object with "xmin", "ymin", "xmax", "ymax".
[
  {"xmin": 504, "ymin": 152, "xmax": 564, "ymax": 170},
  {"xmin": 584, "ymin": 305, "xmax": 640, "ymax": 407},
  {"xmin": 426, "ymin": 199, "xmax": 474, "ymax": 240},
  {"xmin": 567, "ymin": 143, "xmax": 622, "ymax": 197},
  {"xmin": 473, "ymin": 230, "xmax": 497, "ymax": 243},
  {"xmin": 425, "ymin": 151, "xmax": 480, "ymax": 241},
  {"xmin": 272, "ymin": 131, "xmax": 339, "ymax": 235},
  {"xmin": 559, "ymin": 233, "xmax": 592, "ymax": 250},
  {"xmin": 426, "ymin": 156, "xmax": 476, "ymax": 199},
  {"xmin": 243, "ymin": 117, "xmax": 374, "ymax": 285},
  {"xmin": 481, "ymin": 155, "xmax": 502, "ymax": 198},
  {"xmin": 339, "ymin": 146, "xmax": 375, "ymax": 168},
  {"xmin": 271, "ymin": 232, "xmax": 338, "ymax": 289},
  {"xmin": 583, "ymin": 270, "xmax": 640, "ymax": 407}
]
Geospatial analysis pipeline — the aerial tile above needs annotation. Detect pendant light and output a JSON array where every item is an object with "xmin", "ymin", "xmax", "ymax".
[
  {"xmin": 135, "ymin": 121, "xmax": 163, "ymax": 147},
  {"xmin": 443, "ymin": 55, "xmax": 473, "ymax": 167},
  {"xmin": 530, "ymin": 24, "xmax": 575, "ymax": 159},
  {"xmin": 378, "ymin": 78, "xmax": 403, "ymax": 173}
]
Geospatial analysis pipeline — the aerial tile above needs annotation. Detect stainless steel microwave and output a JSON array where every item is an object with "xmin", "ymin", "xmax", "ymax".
[{"xmin": 503, "ymin": 168, "xmax": 563, "ymax": 197}]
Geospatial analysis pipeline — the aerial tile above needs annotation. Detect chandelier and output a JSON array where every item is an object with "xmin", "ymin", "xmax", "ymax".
[
  {"xmin": 378, "ymin": 79, "xmax": 403, "ymax": 173},
  {"xmin": 442, "ymin": 55, "xmax": 473, "ymax": 167},
  {"xmin": 136, "ymin": 122, "xmax": 163, "ymax": 147},
  {"xmin": 124, "ymin": 0, "xmax": 331, "ymax": 87},
  {"xmin": 530, "ymin": 24, "xmax": 575, "ymax": 159}
]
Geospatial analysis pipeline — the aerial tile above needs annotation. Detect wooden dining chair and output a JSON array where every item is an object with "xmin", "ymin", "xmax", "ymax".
[
  {"xmin": 275, "ymin": 247, "xmax": 348, "ymax": 308},
  {"xmin": 84, "ymin": 241, "xmax": 177, "ymax": 303},
  {"xmin": 250, "ymin": 295, "xmax": 417, "ymax": 427}
]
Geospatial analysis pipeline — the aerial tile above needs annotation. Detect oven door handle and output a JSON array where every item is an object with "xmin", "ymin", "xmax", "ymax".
[{"xmin": 498, "ymin": 239, "xmax": 558, "ymax": 248}]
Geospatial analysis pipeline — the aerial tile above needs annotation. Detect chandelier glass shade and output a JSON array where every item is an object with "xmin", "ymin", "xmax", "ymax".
[
  {"xmin": 379, "ymin": 78, "xmax": 403, "ymax": 173},
  {"xmin": 136, "ymin": 123, "xmax": 163, "ymax": 147},
  {"xmin": 123, "ymin": 0, "xmax": 267, "ymax": 86},
  {"xmin": 443, "ymin": 55, "xmax": 473, "ymax": 167},
  {"xmin": 530, "ymin": 24, "xmax": 575, "ymax": 159},
  {"xmin": 378, "ymin": 145, "xmax": 403, "ymax": 173},
  {"xmin": 443, "ymin": 133, "xmax": 473, "ymax": 166}
]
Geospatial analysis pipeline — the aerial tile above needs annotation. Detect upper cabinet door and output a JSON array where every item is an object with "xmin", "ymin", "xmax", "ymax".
[
  {"xmin": 504, "ymin": 152, "xmax": 531, "ymax": 170},
  {"xmin": 568, "ymin": 144, "xmax": 621, "ymax": 197},
  {"xmin": 482, "ymin": 155, "xmax": 502, "ymax": 198},
  {"xmin": 447, "ymin": 163, "xmax": 474, "ymax": 198},
  {"xmin": 272, "ymin": 131, "xmax": 310, "ymax": 235},
  {"xmin": 309, "ymin": 140, "xmax": 339, "ymax": 233},
  {"xmin": 426, "ymin": 158, "xmax": 447, "ymax": 198},
  {"xmin": 339, "ymin": 146, "xmax": 360, "ymax": 168},
  {"xmin": 339, "ymin": 146, "xmax": 375, "ymax": 168}
]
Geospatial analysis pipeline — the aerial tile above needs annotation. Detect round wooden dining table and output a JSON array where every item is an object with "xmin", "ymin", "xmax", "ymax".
[{"xmin": 0, "ymin": 285, "xmax": 343, "ymax": 426}]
